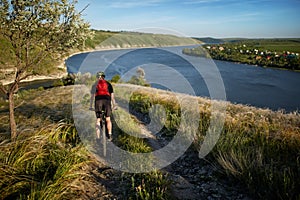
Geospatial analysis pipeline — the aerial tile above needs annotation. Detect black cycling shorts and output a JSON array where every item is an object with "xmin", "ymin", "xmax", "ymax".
[{"xmin": 95, "ymin": 99, "xmax": 112, "ymax": 118}]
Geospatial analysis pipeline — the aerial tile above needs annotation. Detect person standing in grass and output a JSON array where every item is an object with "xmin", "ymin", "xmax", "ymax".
[{"xmin": 90, "ymin": 71, "xmax": 116, "ymax": 141}]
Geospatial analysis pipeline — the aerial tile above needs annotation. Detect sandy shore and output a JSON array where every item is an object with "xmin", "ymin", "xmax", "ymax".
[
  {"xmin": 0, "ymin": 49, "xmax": 87, "ymax": 86},
  {"xmin": 0, "ymin": 46, "xmax": 149, "ymax": 86}
]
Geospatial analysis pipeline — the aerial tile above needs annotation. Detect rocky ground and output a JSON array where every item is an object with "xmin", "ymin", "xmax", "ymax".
[
  {"xmin": 89, "ymin": 109, "xmax": 253, "ymax": 200},
  {"xmin": 143, "ymin": 125, "xmax": 252, "ymax": 199},
  {"xmin": 165, "ymin": 147, "xmax": 252, "ymax": 199}
]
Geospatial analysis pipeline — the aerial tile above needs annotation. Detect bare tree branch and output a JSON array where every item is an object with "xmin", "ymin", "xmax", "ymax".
[{"xmin": 0, "ymin": 84, "xmax": 7, "ymax": 95}]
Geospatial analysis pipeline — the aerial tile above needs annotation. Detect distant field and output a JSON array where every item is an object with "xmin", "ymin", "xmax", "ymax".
[
  {"xmin": 225, "ymin": 38, "xmax": 300, "ymax": 53},
  {"xmin": 259, "ymin": 44, "xmax": 300, "ymax": 53},
  {"xmin": 186, "ymin": 38, "xmax": 300, "ymax": 70},
  {"xmin": 241, "ymin": 39, "xmax": 300, "ymax": 53},
  {"xmin": 194, "ymin": 38, "xmax": 300, "ymax": 53}
]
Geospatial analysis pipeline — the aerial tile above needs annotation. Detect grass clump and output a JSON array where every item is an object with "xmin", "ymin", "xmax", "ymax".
[
  {"xmin": 130, "ymin": 171, "xmax": 171, "ymax": 200},
  {"xmin": 215, "ymin": 107, "xmax": 300, "ymax": 199},
  {"xmin": 112, "ymin": 107, "xmax": 172, "ymax": 199},
  {"xmin": 0, "ymin": 122, "xmax": 99, "ymax": 200}
]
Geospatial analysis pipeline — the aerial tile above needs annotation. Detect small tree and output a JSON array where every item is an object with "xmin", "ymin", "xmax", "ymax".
[
  {"xmin": 0, "ymin": 0, "xmax": 92, "ymax": 139},
  {"xmin": 127, "ymin": 67, "xmax": 150, "ymax": 86}
]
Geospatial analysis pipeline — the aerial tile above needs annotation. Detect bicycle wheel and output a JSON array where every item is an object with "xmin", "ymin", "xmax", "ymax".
[{"xmin": 101, "ymin": 113, "xmax": 107, "ymax": 156}]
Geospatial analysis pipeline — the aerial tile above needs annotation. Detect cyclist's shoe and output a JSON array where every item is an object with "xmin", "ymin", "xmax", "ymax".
[
  {"xmin": 96, "ymin": 138, "xmax": 101, "ymax": 146},
  {"xmin": 107, "ymin": 133, "xmax": 112, "ymax": 141}
]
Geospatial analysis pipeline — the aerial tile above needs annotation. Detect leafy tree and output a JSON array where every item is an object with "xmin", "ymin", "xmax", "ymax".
[
  {"xmin": 111, "ymin": 74, "xmax": 121, "ymax": 83},
  {"xmin": 0, "ymin": 0, "xmax": 92, "ymax": 139},
  {"xmin": 127, "ymin": 67, "xmax": 150, "ymax": 87}
]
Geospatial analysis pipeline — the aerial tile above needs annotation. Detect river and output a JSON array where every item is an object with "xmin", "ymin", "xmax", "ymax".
[{"xmin": 66, "ymin": 46, "xmax": 300, "ymax": 113}]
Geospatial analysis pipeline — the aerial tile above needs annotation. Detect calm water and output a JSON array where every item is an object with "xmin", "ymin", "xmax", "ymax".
[{"xmin": 66, "ymin": 46, "xmax": 300, "ymax": 112}]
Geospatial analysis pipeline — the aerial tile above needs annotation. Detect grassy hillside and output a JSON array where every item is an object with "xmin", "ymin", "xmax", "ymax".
[
  {"xmin": 88, "ymin": 30, "xmax": 200, "ymax": 49},
  {"xmin": 114, "ymin": 84, "xmax": 300, "ymax": 199},
  {"xmin": 0, "ymin": 83, "xmax": 300, "ymax": 199},
  {"xmin": 0, "ymin": 85, "xmax": 171, "ymax": 199},
  {"xmin": 193, "ymin": 37, "xmax": 226, "ymax": 44}
]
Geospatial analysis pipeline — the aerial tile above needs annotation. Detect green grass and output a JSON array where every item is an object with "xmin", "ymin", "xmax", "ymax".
[
  {"xmin": 94, "ymin": 31, "xmax": 200, "ymax": 49},
  {"xmin": 214, "ymin": 104, "xmax": 300, "ymax": 199},
  {"xmin": 75, "ymin": 86, "xmax": 173, "ymax": 199},
  {"xmin": 2, "ymin": 81, "xmax": 300, "ymax": 199},
  {"xmin": 114, "ymin": 83, "xmax": 300, "ymax": 200},
  {"xmin": 236, "ymin": 39, "xmax": 300, "ymax": 53},
  {"xmin": 185, "ymin": 38, "xmax": 300, "ymax": 70},
  {"xmin": 217, "ymin": 38, "xmax": 300, "ymax": 53},
  {"xmin": 112, "ymin": 107, "xmax": 172, "ymax": 199},
  {"xmin": 84, "ymin": 30, "xmax": 117, "ymax": 49},
  {"xmin": 0, "ymin": 84, "xmax": 173, "ymax": 199}
]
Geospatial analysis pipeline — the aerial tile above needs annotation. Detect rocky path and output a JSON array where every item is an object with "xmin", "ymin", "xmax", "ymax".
[
  {"xmin": 90, "ymin": 108, "xmax": 253, "ymax": 199},
  {"xmin": 133, "ymin": 111, "xmax": 253, "ymax": 200}
]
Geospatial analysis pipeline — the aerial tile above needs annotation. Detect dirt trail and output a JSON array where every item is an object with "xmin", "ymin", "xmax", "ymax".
[
  {"xmin": 90, "ymin": 88, "xmax": 252, "ymax": 199},
  {"xmin": 129, "ymin": 109, "xmax": 252, "ymax": 200}
]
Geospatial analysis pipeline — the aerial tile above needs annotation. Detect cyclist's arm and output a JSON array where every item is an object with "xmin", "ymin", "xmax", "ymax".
[
  {"xmin": 108, "ymin": 82, "xmax": 117, "ymax": 109},
  {"xmin": 90, "ymin": 83, "xmax": 96, "ymax": 109},
  {"xmin": 89, "ymin": 93, "xmax": 94, "ymax": 109},
  {"xmin": 111, "ymin": 92, "xmax": 116, "ymax": 108}
]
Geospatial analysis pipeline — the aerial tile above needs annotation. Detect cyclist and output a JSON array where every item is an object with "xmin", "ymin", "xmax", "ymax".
[{"xmin": 90, "ymin": 71, "xmax": 116, "ymax": 141}]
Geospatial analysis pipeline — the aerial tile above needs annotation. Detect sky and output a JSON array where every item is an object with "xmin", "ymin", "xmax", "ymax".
[{"xmin": 75, "ymin": 0, "xmax": 300, "ymax": 38}]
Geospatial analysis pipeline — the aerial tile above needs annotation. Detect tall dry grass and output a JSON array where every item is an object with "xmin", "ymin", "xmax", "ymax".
[
  {"xmin": 114, "ymin": 83, "xmax": 300, "ymax": 199},
  {"xmin": 215, "ymin": 105, "xmax": 300, "ymax": 199},
  {"xmin": 1, "ymin": 82, "xmax": 299, "ymax": 199},
  {"xmin": 1, "ymin": 84, "xmax": 173, "ymax": 199},
  {"xmin": 0, "ymin": 122, "xmax": 100, "ymax": 200}
]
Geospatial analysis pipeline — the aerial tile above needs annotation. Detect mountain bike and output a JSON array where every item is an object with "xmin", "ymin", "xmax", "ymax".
[
  {"xmin": 90, "ymin": 106, "xmax": 117, "ymax": 157},
  {"xmin": 99, "ymin": 109, "xmax": 109, "ymax": 156}
]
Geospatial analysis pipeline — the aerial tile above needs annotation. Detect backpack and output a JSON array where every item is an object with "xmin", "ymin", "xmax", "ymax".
[{"xmin": 96, "ymin": 80, "xmax": 110, "ymax": 96}]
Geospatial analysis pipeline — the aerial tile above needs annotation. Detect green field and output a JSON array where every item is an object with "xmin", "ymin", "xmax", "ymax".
[
  {"xmin": 225, "ymin": 38, "xmax": 300, "ymax": 53},
  {"xmin": 184, "ymin": 38, "xmax": 300, "ymax": 70}
]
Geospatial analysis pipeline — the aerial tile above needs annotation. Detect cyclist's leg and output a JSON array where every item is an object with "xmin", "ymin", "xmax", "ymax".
[
  {"xmin": 106, "ymin": 117, "xmax": 112, "ymax": 133},
  {"xmin": 104, "ymin": 99, "xmax": 112, "ymax": 140},
  {"xmin": 96, "ymin": 117, "xmax": 101, "ymax": 139},
  {"xmin": 95, "ymin": 100, "xmax": 104, "ymax": 140}
]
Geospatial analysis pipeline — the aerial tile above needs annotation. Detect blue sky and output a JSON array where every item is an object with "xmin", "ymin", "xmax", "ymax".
[{"xmin": 76, "ymin": 0, "xmax": 300, "ymax": 38}]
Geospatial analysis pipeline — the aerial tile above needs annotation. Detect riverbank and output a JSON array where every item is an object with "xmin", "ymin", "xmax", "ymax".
[{"xmin": 2, "ymin": 42, "xmax": 200, "ymax": 86}]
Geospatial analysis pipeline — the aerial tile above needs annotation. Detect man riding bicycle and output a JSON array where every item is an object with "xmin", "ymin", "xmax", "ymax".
[{"xmin": 90, "ymin": 71, "xmax": 116, "ymax": 141}]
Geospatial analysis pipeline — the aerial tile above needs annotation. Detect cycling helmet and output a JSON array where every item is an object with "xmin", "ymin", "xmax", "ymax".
[{"xmin": 96, "ymin": 71, "xmax": 105, "ymax": 78}]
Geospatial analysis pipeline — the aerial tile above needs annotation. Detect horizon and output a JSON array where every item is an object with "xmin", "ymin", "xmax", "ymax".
[
  {"xmin": 76, "ymin": 0, "xmax": 300, "ymax": 39},
  {"xmin": 91, "ymin": 29, "xmax": 300, "ymax": 39}
]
